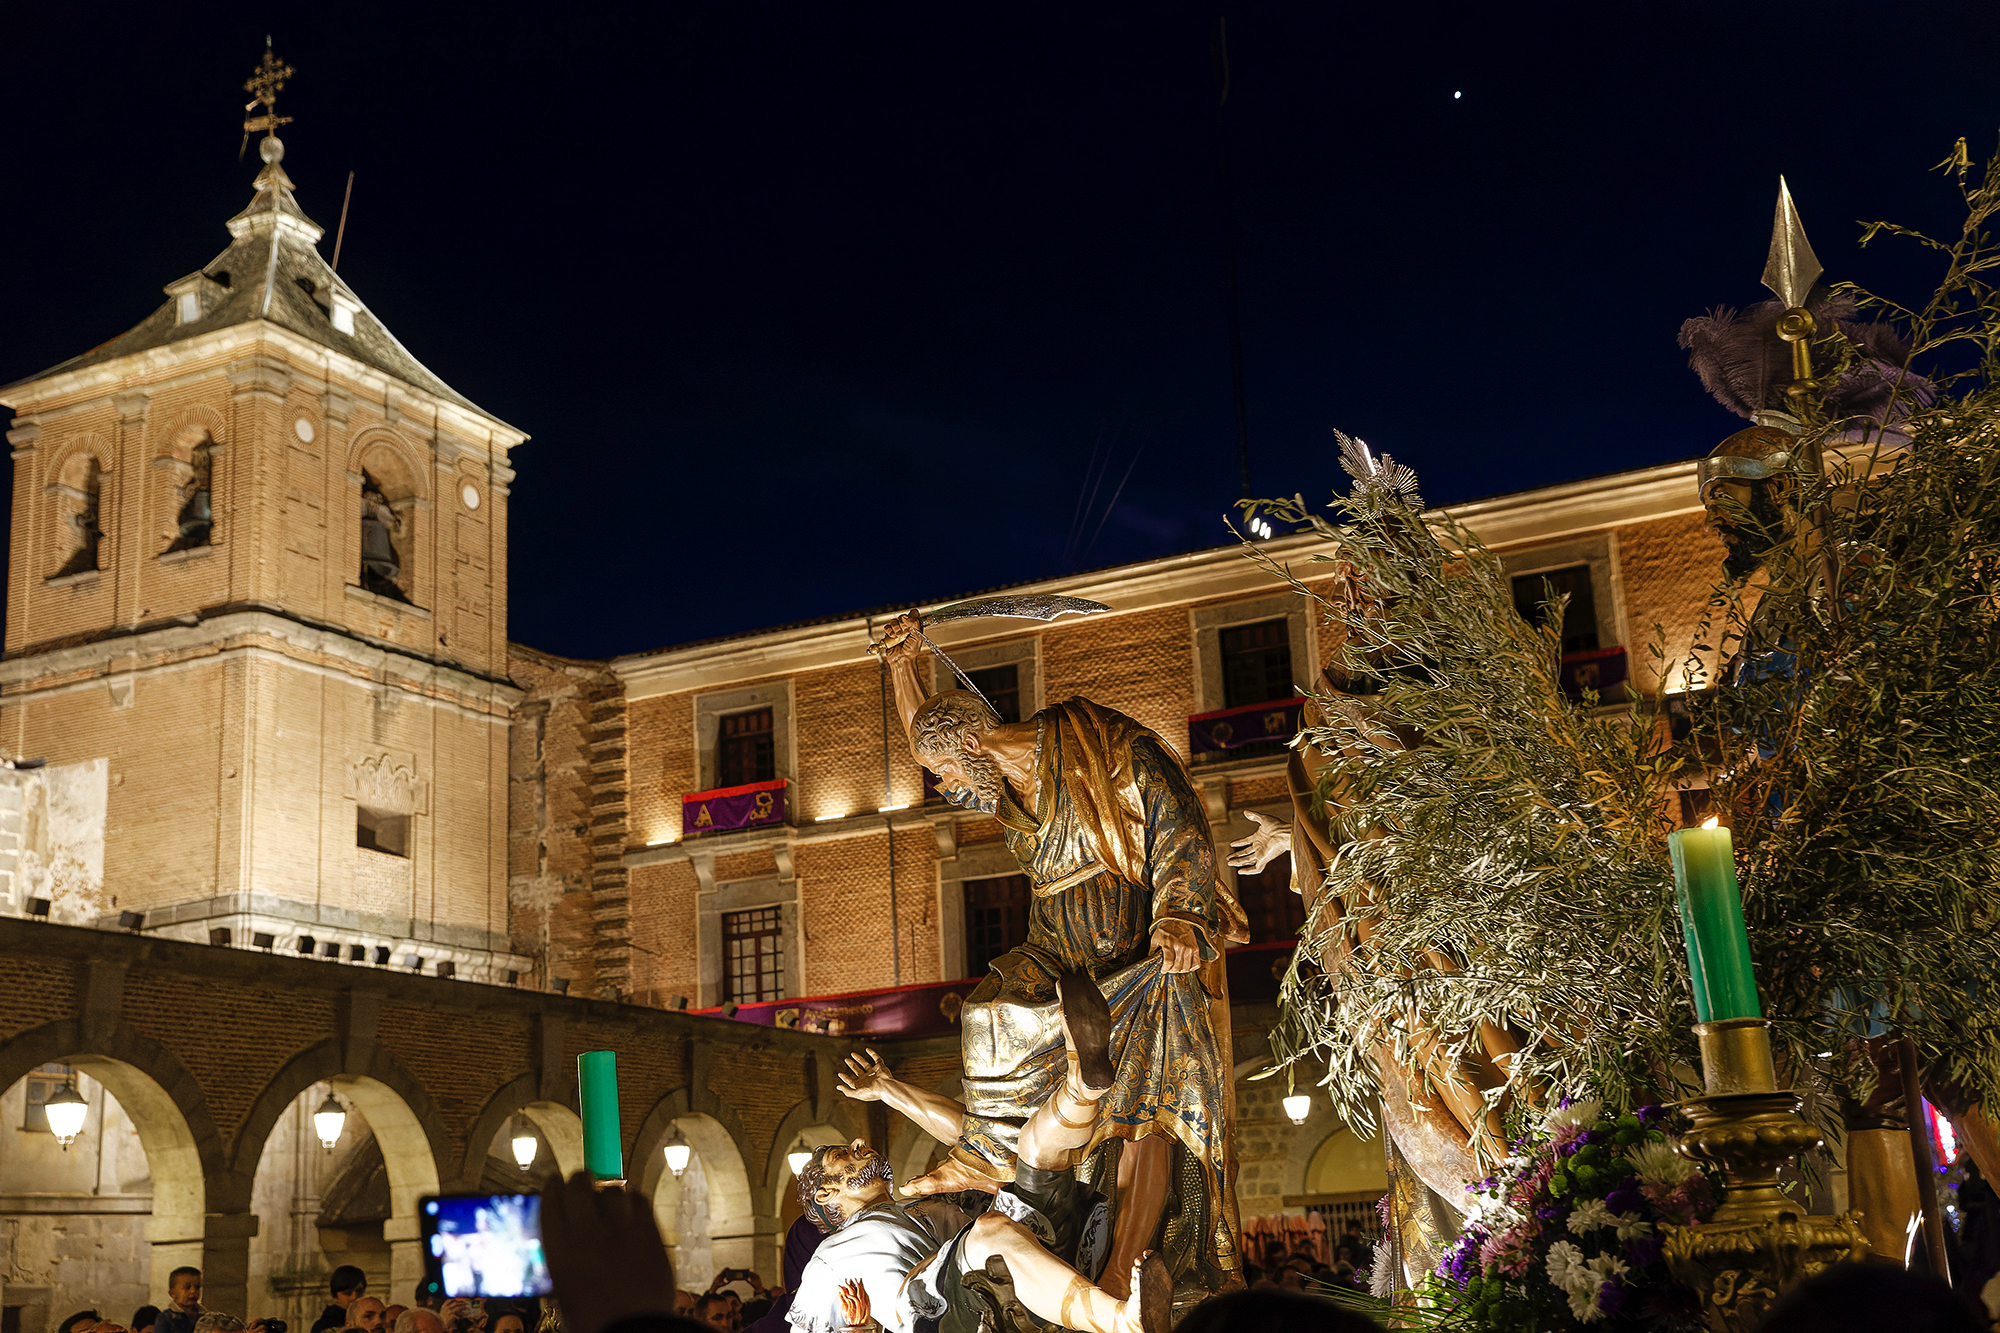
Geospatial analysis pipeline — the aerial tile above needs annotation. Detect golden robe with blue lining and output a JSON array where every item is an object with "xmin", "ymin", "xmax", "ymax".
[{"xmin": 951, "ymin": 697, "xmax": 1246, "ymax": 1291}]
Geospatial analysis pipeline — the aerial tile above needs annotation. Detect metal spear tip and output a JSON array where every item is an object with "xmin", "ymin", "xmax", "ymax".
[{"xmin": 1762, "ymin": 175, "xmax": 1823, "ymax": 312}]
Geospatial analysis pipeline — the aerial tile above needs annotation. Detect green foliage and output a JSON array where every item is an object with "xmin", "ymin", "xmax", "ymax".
[
  {"xmin": 1683, "ymin": 139, "xmax": 2000, "ymax": 1113},
  {"xmin": 1239, "ymin": 484, "xmax": 1696, "ymax": 1144}
]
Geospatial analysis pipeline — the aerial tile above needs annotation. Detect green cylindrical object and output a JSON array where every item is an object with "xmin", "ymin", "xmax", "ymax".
[
  {"xmin": 577, "ymin": 1049, "xmax": 623, "ymax": 1181},
  {"xmin": 1668, "ymin": 824, "xmax": 1762, "ymax": 1022}
]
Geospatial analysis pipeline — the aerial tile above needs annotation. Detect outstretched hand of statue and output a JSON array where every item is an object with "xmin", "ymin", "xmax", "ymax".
[
  {"xmin": 837, "ymin": 1047, "xmax": 893, "ymax": 1103},
  {"xmin": 837, "ymin": 1279, "xmax": 871, "ymax": 1330},
  {"xmin": 1227, "ymin": 811, "xmax": 1293, "ymax": 873},
  {"xmin": 872, "ymin": 610, "xmax": 925, "ymax": 665}
]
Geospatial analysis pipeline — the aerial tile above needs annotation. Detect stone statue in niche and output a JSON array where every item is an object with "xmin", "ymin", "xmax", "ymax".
[{"xmin": 359, "ymin": 470, "xmax": 407, "ymax": 601}]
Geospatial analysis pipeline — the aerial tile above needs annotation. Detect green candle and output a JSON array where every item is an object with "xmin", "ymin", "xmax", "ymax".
[
  {"xmin": 1668, "ymin": 820, "xmax": 1761, "ymax": 1022},
  {"xmin": 577, "ymin": 1050, "xmax": 623, "ymax": 1181}
]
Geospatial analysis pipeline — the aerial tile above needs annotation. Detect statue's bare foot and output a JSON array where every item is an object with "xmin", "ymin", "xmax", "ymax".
[
  {"xmin": 1057, "ymin": 970, "xmax": 1115, "ymax": 1095},
  {"xmin": 898, "ymin": 1156, "xmax": 1001, "ymax": 1198},
  {"xmin": 1112, "ymin": 1251, "xmax": 1170, "ymax": 1333}
]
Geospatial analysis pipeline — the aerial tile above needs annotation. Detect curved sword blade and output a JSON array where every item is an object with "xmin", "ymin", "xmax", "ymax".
[{"xmin": 923, "ymin": 593, "xmax": 1110, "ymax": 626}]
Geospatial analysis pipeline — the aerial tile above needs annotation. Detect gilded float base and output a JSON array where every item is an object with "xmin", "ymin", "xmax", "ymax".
[
  {"xmin": 1662, "ymin": 1021, "xmax": 1872, "ymax": 1330},
  {"xmin": 1663, "ymin": 1208, "xmax": 1870, "ymax": 1331}
]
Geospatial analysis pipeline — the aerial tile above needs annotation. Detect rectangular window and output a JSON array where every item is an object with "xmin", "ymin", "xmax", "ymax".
[
  {"xmin": 961, "ymin": 664, "xmax": 1022, "ymax": 723},
  {"xmin": 1233, "ymin": 853, "xmax": 1305, "ymax": 944},
  {"xmin": 1511, "ymin": 565, "xmax": 1600, "ymax": 655},
  {"xmin": 718, "ymin": 707, "xmax": 776, "ymax": 788},
  {"xmin": 963, "ymin": 874, "xmax": 1031, "ymax": 978},
  {"xmin": 1220, "ymin": 619, "xmax": 1295, "ymax": 709},
  {"xmin": 722, "ymin": 906, "xmax": 785, "ymax": 1003},
  {"xmin": 22, "ymin": 1063, "xmax": 74, "ymax": 1133},
  {"xmin": 357, "ymin": 807, "xmax": 410, "ymax": 858}
]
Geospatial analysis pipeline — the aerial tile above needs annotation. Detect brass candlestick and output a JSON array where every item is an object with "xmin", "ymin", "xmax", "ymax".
[{"xmin": 1662, "ymin": 1018, "xmax": 1870, "ymax": 1332}]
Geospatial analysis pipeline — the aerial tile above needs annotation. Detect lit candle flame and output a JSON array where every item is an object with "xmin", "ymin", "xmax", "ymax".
[{"xmin": 1701, "ymin": 816, "xmax": 1720, "ymax": 829}]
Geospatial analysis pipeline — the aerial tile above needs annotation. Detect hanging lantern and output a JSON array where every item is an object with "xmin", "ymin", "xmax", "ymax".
[
  {"xmin": 45, "ymin": 1078, "xmax": 89, "ymax": 1149},
  {"xmin": 313, "ymin": 1091, "xmax": 347, "ymax": 1150},
  {"xmin": 786, "ymin": 1137, "xmax": 813, "ymax": 1178},
  {"xmin": 663, "ymin": 1125, "xmax": 692, "ymax": 1178},
  {"xmin": 511, "ymin": 1118, "xmax": 539, "ymax": 1170},
  {"xmin": 1281, "ymin": 1092, "xmax": 1312, "ymax": 1125}
]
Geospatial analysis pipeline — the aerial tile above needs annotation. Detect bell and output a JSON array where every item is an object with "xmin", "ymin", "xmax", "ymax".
[
  {"xmin": 360, "ymin": 512, "xmax": 400, "ymax": 581},
  {"xmin": 176, "ymin": 487, "xmax": 212, "ymax": 542}
]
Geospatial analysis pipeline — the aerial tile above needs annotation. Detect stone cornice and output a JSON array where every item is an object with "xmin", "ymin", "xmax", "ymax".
[
  {"xmin": 612, "ymin": 460, "xmax": 1710, "ymax": 698},
  {"xmin": 0, "ymin": 606, "xmax": 522, "ymax": 714},
  {"xmin": 1, "ymin": 320, "xmax": 527, "ymax": 454}
]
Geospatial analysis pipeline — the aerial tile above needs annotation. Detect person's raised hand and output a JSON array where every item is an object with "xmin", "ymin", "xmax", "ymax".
[
  {"xmin": 540, "ymin": 1172, "xmax": 679, "ymax": 1333},
  {"xmin": 1149, "ymin": 919, "xmax": 1201, "ymax": 974},
  {"xmin": 836, "ymin": 1280, "xmax": 870, "ymax": 1331},
  {"xmin": 1225, "ymin": 811, "xmax": 1292, "ymax": 873},
  {"xmin": 871, "ymin": 611, "xmax": 925, "ymax": 666},
  {"xmin": 837, "ymin": 1049, "xmax": 893, "ymax": 1103}
]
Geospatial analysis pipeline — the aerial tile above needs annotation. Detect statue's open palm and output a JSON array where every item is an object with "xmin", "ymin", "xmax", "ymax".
[
  {"xmin": 837, "ymin": 1048, "xmax": 893, "ymax": 1102},
  {"xmin": 1227, "ymin": 810, "xmax": 1292, "ymax": 873}
]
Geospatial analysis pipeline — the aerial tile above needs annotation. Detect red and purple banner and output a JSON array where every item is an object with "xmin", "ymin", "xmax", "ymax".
[
  {"xmin": 1559, "ymin": 646, "xmax": 1628, "ymax": 700},
  {"xmin": 1187, "ymin": 697, "xmax": 1305, "ymax": 756},
  {"xmin": 683, "ymin": 778, "xmax": 788, "ymax": 836}
]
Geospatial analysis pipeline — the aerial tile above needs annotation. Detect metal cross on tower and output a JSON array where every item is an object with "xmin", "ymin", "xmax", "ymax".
[{"xmin": 239, "ymin": 37, "xmax": 296, "ymax": 160}]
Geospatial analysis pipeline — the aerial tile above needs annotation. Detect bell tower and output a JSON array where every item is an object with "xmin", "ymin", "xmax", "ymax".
[{"xmin": 0, "ymin": 50, "xmax": 530, "ymax": 981}]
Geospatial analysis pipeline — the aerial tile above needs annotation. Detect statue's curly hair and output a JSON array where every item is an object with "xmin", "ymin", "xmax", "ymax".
[{"xmin": 909, "ymin": 690, "xmax": 1000, "ymax": 769}]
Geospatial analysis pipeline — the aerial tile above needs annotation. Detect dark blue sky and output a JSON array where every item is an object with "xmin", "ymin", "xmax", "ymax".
[{"xmin": 5, "ymin": 2, "xmax": 1996, "ymax": 658}]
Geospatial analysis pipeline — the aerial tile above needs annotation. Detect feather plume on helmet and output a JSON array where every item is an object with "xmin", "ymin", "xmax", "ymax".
[{"xmin": 1677, "ymin": 295, "xmax": 1934, "ymax": 439}]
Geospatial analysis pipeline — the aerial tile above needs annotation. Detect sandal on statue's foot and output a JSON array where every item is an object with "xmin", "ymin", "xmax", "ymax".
[
  {"xmin": 1057, "ymin": 970, "xmax": 1115, "ymax": 1095},
  {"xmin": 1102, "ymin": 1251, "xmax": 1170, "ymax": 1333}
]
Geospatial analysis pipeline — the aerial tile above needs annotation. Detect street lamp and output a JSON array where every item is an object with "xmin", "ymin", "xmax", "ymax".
[
  {"xmin": 45, "ymin": 1077, "xmax": 88, "ymax": 1149},
  {"xmin": 663, "ymin": 1125, "xmax": 691, "ymax": 1178},
  {"xmin": 1281, "ymin": 1091, "xmax": 1312, "ymax": 1125},
  {"xmin": 313, "ymin": 1091, "xmax": 347, "ymax": 1150},
  {"xmin": 511, "ymin": 1117, "xmax": 539, "ymax": 1170},
  {"xmin": 786, "ymin": 1137, "xmax": 813, "ymax": 1178}
]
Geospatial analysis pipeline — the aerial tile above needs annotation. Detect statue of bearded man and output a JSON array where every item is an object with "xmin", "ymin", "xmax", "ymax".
[{"xmin": 875, "ymin": 610, "xmax": 1247, "ymax": 1301}]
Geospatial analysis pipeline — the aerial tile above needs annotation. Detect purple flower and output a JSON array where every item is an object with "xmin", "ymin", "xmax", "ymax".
[
  {"xmin": 1598, "ymin": 1277, "xmax": 1629, "ymax": 1318},
  {"xmin": 1637, "ymin": 1104, "xmax": 1668, "ymax": 1127},
  {"xmin": 1625, "ymin": 1234, "xmax": 1663, "ymax": 1269},
  {"xmin": 1605, "ymin": 1182, "xmax": 1646, "ymax": 1216}
]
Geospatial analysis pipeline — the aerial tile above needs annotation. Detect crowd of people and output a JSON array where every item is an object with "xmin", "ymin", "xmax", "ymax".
[{"xmin": 42, "ymin": 1182, "xmax": 1991, "ymax": 1333}]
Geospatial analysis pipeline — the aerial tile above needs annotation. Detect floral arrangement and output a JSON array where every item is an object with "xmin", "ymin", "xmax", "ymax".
[{"xmin": 1348, "ymin": 1100, "xmax": 1720, "ymax": 1330}]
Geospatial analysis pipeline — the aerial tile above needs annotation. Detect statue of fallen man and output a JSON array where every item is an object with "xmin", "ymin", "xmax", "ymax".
[{"xmin": 786, "ymin": 972, "xmax": 1170, "ymax": 1333}]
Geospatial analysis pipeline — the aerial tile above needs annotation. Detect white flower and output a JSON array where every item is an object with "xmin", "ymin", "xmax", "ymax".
[
  {"xmin": 1545, "ymin": 1240, "xmax": 1589, "ymax": 1292},
  {"xmin": 1545, "ymin": 1099, "xmax": 1603, "ymax": 1134},
  {"xmin": 1567, "ymin": 1198, "xmax": 1614, "ymax": 1234},
  {"xmin": 1545, "ymin": 1242, "xmax": 1630, "ymax": 1324},
  {"xmin": 1611, "ymin": 1213, "xmax": 1654, "ymax": 1243},
  {"xmin": 1627, "ymin": 1139, "xmax": 1698, "ymax": 1188}
]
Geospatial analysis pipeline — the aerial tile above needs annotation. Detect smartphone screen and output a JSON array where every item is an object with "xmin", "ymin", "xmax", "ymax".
[{"xmin": 420, "ymin": 1193, "xmax": 553, "ymax": 1298}]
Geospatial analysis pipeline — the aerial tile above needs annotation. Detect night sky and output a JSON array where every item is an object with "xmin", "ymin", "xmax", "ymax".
[{"xmin": 5, "ymin": 3, "xmax": 1997, "ymax": 658}]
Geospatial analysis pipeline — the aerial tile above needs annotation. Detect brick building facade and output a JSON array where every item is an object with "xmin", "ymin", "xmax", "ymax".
[{"xmin": 0, "ymin": 119, "xmax": 1729, "ymax": 1330}]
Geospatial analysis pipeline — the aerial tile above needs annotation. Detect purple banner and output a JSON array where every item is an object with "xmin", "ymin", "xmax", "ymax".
[
  {"xmin": 695, "ymin": 976, "xmax": 985, "ymax": 1039},
  {"xmin": 1559, "ymin": 647, "xmax": 1628, "ymax": 700},
  {"xmin": 683, "ymin": 778, "xmax": 788, "ymax": 836},
  {"xmin": 1187, "ymin": 697, "xmax": 1305, "ymax": 755}
]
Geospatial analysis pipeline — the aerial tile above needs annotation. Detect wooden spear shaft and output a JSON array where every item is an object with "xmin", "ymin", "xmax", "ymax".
[{"xmin": 1896, "ymin": 1033, "xmax": 1951, "ymax": 1283}]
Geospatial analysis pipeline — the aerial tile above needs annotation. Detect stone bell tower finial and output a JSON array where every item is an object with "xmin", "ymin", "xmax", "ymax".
[{"xmin": 239, "ymin": 36, "xmax": 296, "ymax": 162}]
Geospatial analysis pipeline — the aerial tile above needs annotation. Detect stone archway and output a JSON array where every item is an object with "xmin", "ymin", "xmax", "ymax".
[
  {"xmin": 634, "ymin": 1109, "xmax": 755, "ymax": 1290},
  {"xmin": 327, "ymin": 1075, "xmax": 441, "ymax": 1298},
  {"xmin": 0, "ymin": 1018, "xmax": 221, "ymax": 1311},
  {"xmin": 517, "ymin": 1101, "xmax": 587, "ymax": 1178}
]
